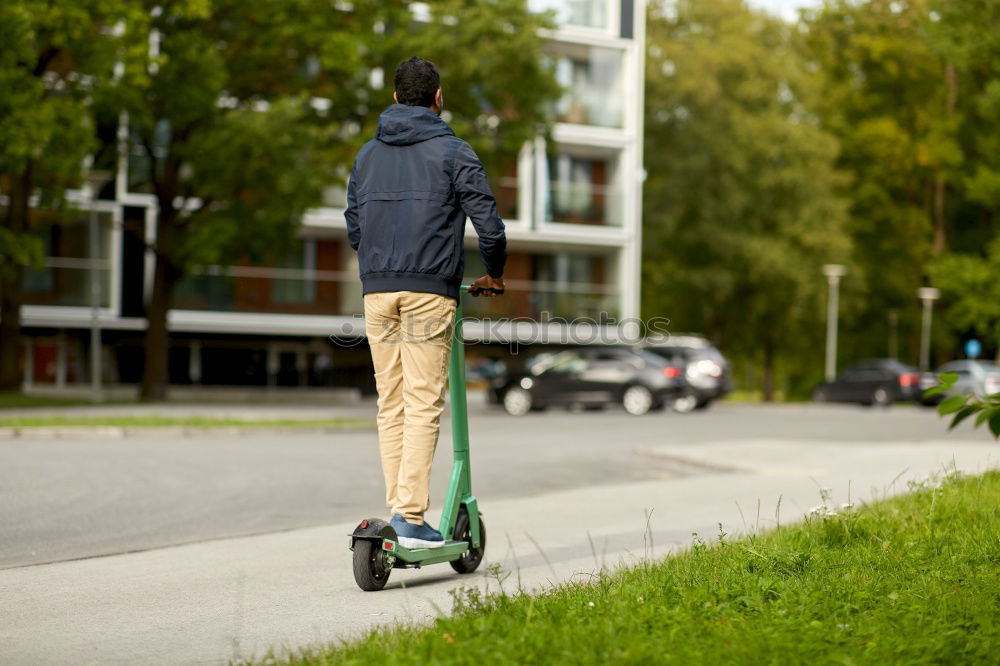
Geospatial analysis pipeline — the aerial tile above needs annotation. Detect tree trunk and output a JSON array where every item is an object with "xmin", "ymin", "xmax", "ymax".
[
  {"xmin": 761, "ymin": 339, "xmax": 776, "ymax": 403},
  {"xmin": 0, "ymin": 275, "xmax": 25, "ymax": 390},
  {"xmin": 139, "ymin": 214, "xmax": 181, "ymax": 402},
  {"xmin": 933, "ymin": 63, "xmax": 958, "ymax": 257},
  {"xmin": 0, "ymin": 168, "xmax": 32, "ymax": 390}
]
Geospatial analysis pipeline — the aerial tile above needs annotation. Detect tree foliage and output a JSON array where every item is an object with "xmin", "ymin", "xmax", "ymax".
[
  {"xmin": 643, "ymin": 0, "xmax": 849, "ymax": 399},
  {"xmin": 801, "ymin": 0, "xmax": 1000, "ymax": 366},
  {"xmin": 0, "ymin": 0, "xmax": 135, "ymax": 389}
]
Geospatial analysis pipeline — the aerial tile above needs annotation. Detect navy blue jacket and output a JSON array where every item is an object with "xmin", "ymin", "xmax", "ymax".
[{"xmin": 345, "ymin": 104, "xmax": 507, "ymax": 300}]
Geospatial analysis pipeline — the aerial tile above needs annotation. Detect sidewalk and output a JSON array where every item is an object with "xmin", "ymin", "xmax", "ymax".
[{"xmin": 1, "ymin": 438, "xmax": 995, "ymax": 665}]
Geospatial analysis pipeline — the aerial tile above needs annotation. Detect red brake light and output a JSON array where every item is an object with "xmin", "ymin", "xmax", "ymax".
[
  {"xmin": 664, "ymin": 366, "xmax": 682, "ymax": 379},
  {"xmin": 899, "ymin": 373, "xmax": 919, "ymax": 387}
]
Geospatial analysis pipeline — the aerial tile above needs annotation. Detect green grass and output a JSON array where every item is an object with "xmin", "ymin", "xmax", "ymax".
[
  {"xmin": 0, "ymin": 415, "xmax": 372, "ymax": 429},
  {"xmin": 276, "ymin": 469, "xmax": 1000, "ymax": 665},
  {"xmin": 0, "ymin": 392, "xmax": 110, "ymax": 409}
]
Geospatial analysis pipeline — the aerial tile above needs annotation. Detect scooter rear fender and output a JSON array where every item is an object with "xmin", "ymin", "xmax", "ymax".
[{"xmin": 348, "ymin": 518, "xmax": 396, "ymax": 549}]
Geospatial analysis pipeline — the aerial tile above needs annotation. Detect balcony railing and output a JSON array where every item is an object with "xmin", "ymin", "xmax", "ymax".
[
  {"xmin": 173, "ymin": 266, "xmax": 617, "ymax": 321},
  {"xmin": 546, "ymin": 180, "xmax": 621, "ymax": 226},
  {"xmin": 24, "ymin": 258, "xmax": 112, "ymax": 308}
]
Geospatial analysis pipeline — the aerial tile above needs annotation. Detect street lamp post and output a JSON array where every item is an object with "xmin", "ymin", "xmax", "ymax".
[
  {"xmin": 822, "ymin": 264, "xmax": 847, "ymax": 382},
  {"xmin": 917, "ymin": 287, "xmax": 940, "ymax": 371},
  {"xmin": 86, "ymin": 167, "xmax": 113, "ymax": 403},
  {"xmin": 888, "ymin": 310, "xmax": 899, "ymax": 359}
]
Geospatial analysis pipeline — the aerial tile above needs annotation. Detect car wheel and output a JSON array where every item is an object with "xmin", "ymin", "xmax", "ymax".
[
  {"xmin": 812, "ymin": 388, "xmax": 828, "ymax": 403},
  {"xmin": 671, "ymin": 392, "xmax": 698, "ymax": 414},
  {"xmin": 623, "ymin": 385, "xmax": 654, "ymax": 416},
  {"xmin": 872, "ymin": 387, "xmax": 892, "ymax": 407},
  {"xmin": 503, "ymin": 387, "xmax": 533, "ymax": 416}
]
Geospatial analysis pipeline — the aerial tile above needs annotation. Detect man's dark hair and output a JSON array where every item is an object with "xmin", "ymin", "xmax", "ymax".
[{"xmin": 394, "ymin": 57, "xmax": 440, "ymax": 107}]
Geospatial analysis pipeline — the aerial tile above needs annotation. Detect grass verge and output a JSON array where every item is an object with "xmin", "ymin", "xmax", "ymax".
[
  {"xmin": 0, "ymin": 392, "xmax": 110, "ymax": 409},
  {"xmin": 277, "ymin": 469, "xmax": 999, "ymax": 664},
  {"xmin": 0, "ymin": 415, "xmax": 372, "ymax": 429}
]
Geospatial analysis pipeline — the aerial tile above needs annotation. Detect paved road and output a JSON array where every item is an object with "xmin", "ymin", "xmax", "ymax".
[
  {"xmin": 2, "ymin": 399, "xmax": 989, "ymax": 569},
  {"xmin": 1, "ymin": 401, "xmax": 997, "ymax": 664}
]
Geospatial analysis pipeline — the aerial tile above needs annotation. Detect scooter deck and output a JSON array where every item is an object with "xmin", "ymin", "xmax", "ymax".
[{"xmin": 385, "ymin": 539, "xmax": 469, "ymax": 566}]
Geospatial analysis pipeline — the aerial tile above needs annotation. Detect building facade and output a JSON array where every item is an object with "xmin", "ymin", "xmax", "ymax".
[{"xmin": 17, "ymin": 0, "xmax": 646, "ymax": 390}]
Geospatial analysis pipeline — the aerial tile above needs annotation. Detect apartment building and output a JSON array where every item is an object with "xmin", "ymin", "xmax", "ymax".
[{"xmin": 17, "ymin": 0, "xmax": 645, "ymax": 390}]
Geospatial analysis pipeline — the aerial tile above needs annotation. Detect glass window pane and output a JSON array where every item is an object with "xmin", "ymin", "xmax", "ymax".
[
  {"xmin": 549, "ymin": 43, "xmax": 624, "ymax": 128},
  {"xmin": 496, "ymin": 159, "xmax": 519, "ymax": 221},
  {"xmin": 92, "ymin": 114, "xmax": 119, "ymax": 200},
  {"xmin": 543, "ymin": 148, "xmax": 621, "ymax": 226},
  {"xmin": 530, "ymin": 0, "xmax": 608, "ymax": 29},
  {"xmin": 271, "ymin": 240, "xmax": 317, "ymax": 304},
  {"xmin": 174, "ymin": 240, "xmax": 358, "ymax": 315},
  {"xmin": 127, "ymin": 119, "xmax": 170, "ymax": 195},
  {"xmin": 23, "ymin": 211, "xmax": 113, "ymax": 307}
]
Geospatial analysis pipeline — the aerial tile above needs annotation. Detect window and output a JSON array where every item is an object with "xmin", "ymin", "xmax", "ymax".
[
  {"xmin": 530, "ymin": 0, "xmax": 609, "ymax": 30},
  {"xmin": 127, "ymin": 119, "xmax": 170, "ymax": 195},
  {"xmin": 496, "ymin": 160, "xmax": 520, "ymax": 221},
  {"xmin": 174, "ymin": 240, "xmax": 348, "ymax": 314},
  {"xmin": 271, "ymin": 240, "xmax": 317, "ymax": 304},
  {"xmin": 23, "ymin": 212, "xmax": 112, "ymax": 307},
  {"xmin": 544, "ymin": 150, "xmax": 621, "ymax": 225},
  {"xmin": 549, "ymin": 42, "xmax": 624, "ymax": 128},
  {"xmin": 91, "ymin": 114, "xmax": 120, "ymax": 200}
]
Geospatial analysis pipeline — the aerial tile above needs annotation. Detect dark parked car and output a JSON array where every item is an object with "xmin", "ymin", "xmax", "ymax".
[
  {"xmin": 492, "ymin": 347, "xmax": 685, "ymax": 416},
  {"xmin": 638, "ymin": 335, "xmax": 732, "ymax": 412},
  {"xmin": 812, "ymin": 359, "xmax": 930, "ymax": 406}
]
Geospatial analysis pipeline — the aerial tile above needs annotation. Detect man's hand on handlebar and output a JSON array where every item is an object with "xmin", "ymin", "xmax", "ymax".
[{"xmin": 468, "ymin": 275, "xmax": 505, "ymax": 297}]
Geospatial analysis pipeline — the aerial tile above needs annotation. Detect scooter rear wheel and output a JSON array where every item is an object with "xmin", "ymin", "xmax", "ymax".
[
  {"xmin": 353, "ymin": 539, "xmax": 392, "ymax": 591},
  {"xmin": 450, "ymin": 509, "xmax": 486, "ymax": 574}
]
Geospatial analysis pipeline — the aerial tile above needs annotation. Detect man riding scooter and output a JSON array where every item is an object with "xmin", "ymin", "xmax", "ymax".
[{"xmin": 345, "ymin": 57, "xmax": 505, "ymax": 549}]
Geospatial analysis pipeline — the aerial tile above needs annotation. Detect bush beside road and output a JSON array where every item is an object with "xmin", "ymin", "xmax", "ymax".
[{"xmin": 281, "ymin": 470, "xmax": 999, "ymax": 665}]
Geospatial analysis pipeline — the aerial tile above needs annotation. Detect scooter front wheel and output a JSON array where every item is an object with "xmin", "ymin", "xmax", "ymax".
[
  {"xmin": 450, "ymin": 509, "xmax": 486, "ymax": 574},
  {"xmin": 353, "ymin": 539, "xmax": 392, "ymax": 591}
]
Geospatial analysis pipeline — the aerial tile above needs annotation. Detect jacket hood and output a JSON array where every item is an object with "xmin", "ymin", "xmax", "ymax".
[{"xmin": 376, "ymin": 104, "xmax": 455, "ymax": 146}]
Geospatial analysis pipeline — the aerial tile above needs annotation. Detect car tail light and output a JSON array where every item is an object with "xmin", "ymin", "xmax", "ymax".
[
  {"xmin": 663, "ymin": 366, "xmax": 682, "ymax": 379},
  {"xmin": 898, "ymin": 372, "xmax": 920, "ymax": 387}
]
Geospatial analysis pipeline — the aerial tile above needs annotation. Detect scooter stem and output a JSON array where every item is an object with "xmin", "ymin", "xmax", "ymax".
[{"xmin": 439, "ymin": 286, "xmax": 472, "ymax": 539}]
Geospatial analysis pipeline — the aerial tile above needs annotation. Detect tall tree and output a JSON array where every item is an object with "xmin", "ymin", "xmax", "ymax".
[
  {"xmin": 0, "ymin": 0, "xmax": 132, "ymax": 390},
  {"xmin": 643, "ymin": 0, "xmax": 849, "ymax": 400},
  {"xmin": 799, "ymin": 0, "xmax": 961, "ymax": 365},
  {"xmin": 121, "ymin": 0, "xmax": 558, "ymax": 400},
  {"xmin": 925, "ymin": 0, "xmax": 1000, "ymax": 356},
  {"xmin": 931, "ymin": 239, "xmax": 1000, "ymax": 355}
]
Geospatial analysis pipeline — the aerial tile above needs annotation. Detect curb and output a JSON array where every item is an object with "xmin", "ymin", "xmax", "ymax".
[{"xmin": 0, "ymin": 424, "xmax": 375, "ymax": 440}]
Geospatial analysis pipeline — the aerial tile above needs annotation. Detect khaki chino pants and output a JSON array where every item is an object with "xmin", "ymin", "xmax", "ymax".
[{"xmin": 364, "ymin": 291, "xmax": 456, "ymax": 525}]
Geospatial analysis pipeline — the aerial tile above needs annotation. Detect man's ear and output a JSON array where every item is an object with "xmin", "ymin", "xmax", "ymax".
[
  {"xmin": 393, "ymin": 91, "xmax": 399, "ymax": 104},
  {"xmin": 435, "ymin": 88, "xmax": 442, "ymax": 107}
]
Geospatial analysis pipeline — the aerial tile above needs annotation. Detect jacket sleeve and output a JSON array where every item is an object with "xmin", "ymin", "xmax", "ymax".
[
  {"xmin": 345, "ymin": 160, "xmax": 361, "ymax": 251},
  {"xmin": 451, "ymin": 140, "xmax": 507, "ymax": 278}
]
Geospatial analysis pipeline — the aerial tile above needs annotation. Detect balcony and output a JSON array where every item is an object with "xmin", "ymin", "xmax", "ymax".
[
  {"xmin": 543, "ymin": 150, "xmax": 622, "ymax": 226},
  {"xmin": 549, "ymin": 42, "xmax": 624, "ymax": 128}
]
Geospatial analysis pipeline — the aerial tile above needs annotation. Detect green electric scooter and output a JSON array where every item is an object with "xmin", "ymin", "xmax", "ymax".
[{"xmin": 350, "ymin": 284, "xmax": 495, "ymax": 591}]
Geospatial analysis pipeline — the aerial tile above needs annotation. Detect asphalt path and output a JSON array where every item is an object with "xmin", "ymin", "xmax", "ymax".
[
  {"xmin": 1, "ymin": 400, "xmax": 997, "ymax": 664},
  {"xmin": 0, "ymin": 400, "xmax": 992, "ymax": 569}
]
